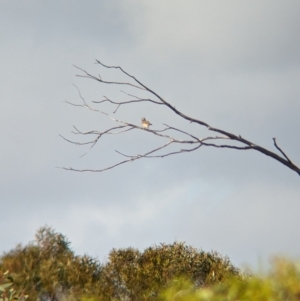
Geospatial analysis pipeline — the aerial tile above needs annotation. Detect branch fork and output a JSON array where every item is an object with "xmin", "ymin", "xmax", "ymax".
[{"xmin": 59, "ymin": 60, "xmax": 300, "ymax": 176}]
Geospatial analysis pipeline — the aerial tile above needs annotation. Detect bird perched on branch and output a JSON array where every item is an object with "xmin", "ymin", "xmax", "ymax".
[{"xmin": 141, "ymin": 117, "xmax": 152, "ymax": 129}]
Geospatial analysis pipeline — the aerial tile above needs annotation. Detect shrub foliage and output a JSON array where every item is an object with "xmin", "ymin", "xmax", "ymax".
[
  {"xmin": 161, "ymin": 258, "xmax": 300, "ymax": 301},
  {"xmin": 0, "ymin": 227, "xmax": 240, "ymax": 301}
]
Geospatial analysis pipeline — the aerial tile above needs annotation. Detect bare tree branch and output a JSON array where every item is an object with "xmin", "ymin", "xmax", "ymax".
[
  {"xmin": 272, "ymin": 137, "xmax": 293, "ymax": 164},
  {"xmin": 73, "ymin": 65, "xmax": 146, "ymax": 91},
  {"xmin": 60, "ymin": 61, "xmax": 300, "ymax": 176}
]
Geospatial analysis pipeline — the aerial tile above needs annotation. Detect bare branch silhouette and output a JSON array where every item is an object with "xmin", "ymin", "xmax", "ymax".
[{"xmin": 59, "ymin": 60, "xmax": 300, "ymax": 176}]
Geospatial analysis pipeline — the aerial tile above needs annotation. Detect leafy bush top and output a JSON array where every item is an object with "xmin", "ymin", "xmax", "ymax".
[{"xmin": 0, "ymin": 227, "xmax": 241, "ymax": 301}]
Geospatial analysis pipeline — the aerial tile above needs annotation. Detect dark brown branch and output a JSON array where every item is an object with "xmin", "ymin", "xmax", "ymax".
[
  {"xmin": 201, "ymin": 142, "xmax": 252, "ymax": 150},
  {"xmin": 95, "ymin": 60, "xmax": 210, "ymax": 127},
  {"xmin": 272, "ymin": 137, "xmax": 293, "ymax": 164},
  {"xmin": 60, "ymin": 61, "xmax": 300, "ymax": 176}
]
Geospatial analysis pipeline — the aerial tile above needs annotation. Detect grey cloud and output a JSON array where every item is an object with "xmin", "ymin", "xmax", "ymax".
[{"xmin": 0, "ymin": 1, "xmax": 299, "ymax": 270}]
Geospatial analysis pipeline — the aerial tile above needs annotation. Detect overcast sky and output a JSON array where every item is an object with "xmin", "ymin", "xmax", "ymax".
[{"xmin": 1, "ymin": 1, "xmax": 299, "ymax": 270}]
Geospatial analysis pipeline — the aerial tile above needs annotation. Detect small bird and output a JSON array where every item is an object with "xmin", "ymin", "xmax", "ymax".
[{"xmin": 141, "ymin": 117, "xmax": 152, "ymax": 128}]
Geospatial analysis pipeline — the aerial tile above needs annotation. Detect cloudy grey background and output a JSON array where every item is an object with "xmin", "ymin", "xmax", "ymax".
[{"xmin": 1, "ymin": 1, "xmax": 299, "ymax": 269}]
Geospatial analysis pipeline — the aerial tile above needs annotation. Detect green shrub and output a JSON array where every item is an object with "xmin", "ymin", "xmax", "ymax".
[
  {"xmin": 2, "ymin": 226, "xmax": 300, "ymax": 301},
  {"xmin": 0, "ymin": 227, "xmax": 240, "ymax": 301},
  {"xmin": 0, "ymin": 270, "xmax": 28, "ymax": 301},
  {"xmin": 0, "ymin": 227, "xmax": 102, "ymax": 301},
  {"xmin": 160, "ymin": 257, "xmax": 300, "ymax": 301},
  {"xmin": 99, "ymin": 242, "xmax": 240, "ymax": 300}
]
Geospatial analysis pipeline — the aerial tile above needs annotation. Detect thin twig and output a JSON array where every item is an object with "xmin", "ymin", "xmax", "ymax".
[
  {"xmin": 60, "ymin": 61, "xmax": 300, "ymax": 176},
  {"xmin": 272, "ymin": 137, "xmax": 292, "ymax": 164}
]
